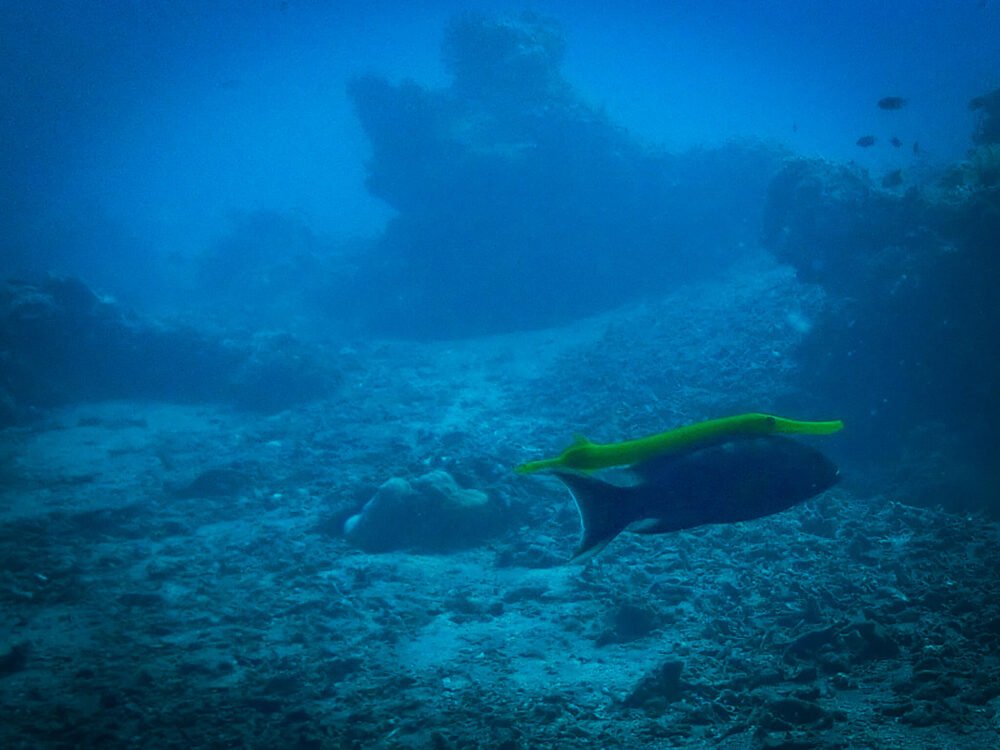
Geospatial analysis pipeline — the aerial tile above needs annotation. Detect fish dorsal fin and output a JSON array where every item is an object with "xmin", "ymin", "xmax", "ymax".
[{"xmin": 571, "ymin": 434, "xmax": 591, "ymax": 447}]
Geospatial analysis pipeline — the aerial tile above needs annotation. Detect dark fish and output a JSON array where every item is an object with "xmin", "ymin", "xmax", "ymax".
[
  {"xmin": 890, "ymin": 136, "xmax": 902, "ymax": 148},
  {"xmin": 878, "ymin": 96, "xmax": 907, "ymax": 110},
  {"xmin": 554, "ymin": 436, "xmax": 840, "ymax": 562},
  {"xmin": 881, "ymin": 169, "xmax": 903, "ymax": 188},
  {"xmin": 856, "ymin": 135, "xmax": 876, "ymax": 147}
]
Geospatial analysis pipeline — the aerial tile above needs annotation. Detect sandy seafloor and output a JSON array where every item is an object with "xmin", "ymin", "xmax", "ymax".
[{"xmin": 2, "ymin": 260, "xmax": 999, "ymax": 749}]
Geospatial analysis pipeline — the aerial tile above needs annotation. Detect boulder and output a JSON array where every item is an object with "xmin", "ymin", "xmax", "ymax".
[{"xmin": 343, "ymin": 470, "xmax": 504, "ymax": 553}]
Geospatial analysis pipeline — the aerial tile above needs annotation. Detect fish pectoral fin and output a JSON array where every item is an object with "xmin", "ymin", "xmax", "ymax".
[
  {"xmin": 629, "ymin": 518, "xmax": 663, "ymax": 533},
  {"xmin": 630, "ymin": 518, "xmax": 674, "ymax": 535}
]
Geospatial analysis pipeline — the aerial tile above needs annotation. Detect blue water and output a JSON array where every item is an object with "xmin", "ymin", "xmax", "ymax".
[
  {"xmin": 3, "ymin": 2, "xmax": 997, "ymax": 295},
  {"xmin": 1, "ymin": 2, "xmax": 999, "ymax": 748}
]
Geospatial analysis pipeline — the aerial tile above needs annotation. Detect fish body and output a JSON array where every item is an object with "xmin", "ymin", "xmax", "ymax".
[
  {"xmin": 878, "ymin": 96, "xmax": 907, "ymax": 110},
  {"xmin": 856, "ymin": 135, "xmax": 876, "ymax": 148},
  {"xmin": 554, "ymin": 436, "xmax": 839, "ymax": 562}
]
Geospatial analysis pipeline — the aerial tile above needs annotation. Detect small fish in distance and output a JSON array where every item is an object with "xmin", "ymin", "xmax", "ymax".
[
  {"xmin": 856, "ymin": 135, "xmax": 876, "ymax": 147},
  {"xmin": 878, "ymin": 96, "xmax": 907, "ymax": 110},
  {"xmin": 890, "ymin": 136, "xmax": 902, "ymax": 148}
]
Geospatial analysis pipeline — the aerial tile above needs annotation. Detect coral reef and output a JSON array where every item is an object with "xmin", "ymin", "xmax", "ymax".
[
  {"xmin": 970, "ymin": 87, "xmax": 1000, "ymax": 146},
  {"xmin": 0, "ymin": 276, "xmax": 339, "ymax": 424},
  {"xmin": 761, "ymin": 157, "xmax": 1000, "ymax": 513},
  {"xmin": 964, "ymin": 143, "xmax": 1000, "ymax": 188}
]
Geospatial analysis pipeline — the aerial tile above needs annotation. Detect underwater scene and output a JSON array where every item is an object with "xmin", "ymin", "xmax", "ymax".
[{"xmin": 2, "ymin": 2, "xmax": 1000, "ymax": 748}]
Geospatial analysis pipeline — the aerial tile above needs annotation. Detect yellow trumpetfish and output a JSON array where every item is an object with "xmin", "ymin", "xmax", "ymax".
[{"xmin": 514, "ymin": 413, "xmax": 843, "ymax": 474}]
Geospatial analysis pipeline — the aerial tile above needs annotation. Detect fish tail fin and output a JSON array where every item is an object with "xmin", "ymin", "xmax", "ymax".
[{"xmin": 554, "ymin": 471, "xmax": 637, "ymax": 563}]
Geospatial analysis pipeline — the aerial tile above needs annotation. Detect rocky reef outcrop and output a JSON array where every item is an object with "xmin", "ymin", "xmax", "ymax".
[
  {"xmin": 761, "ymin": 148, "xmax": 1000, "ymax": 512},
  {"xmin": 344, "ymin": 12, "xmax": 783, "ymax": 338},
  {"xmin": 970, "ymin": 87, "xmax": 1000, "ymax": 147},
  {"xmin": 0, "ymin": 276, "xmax": 339, "ymax": 425}
]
